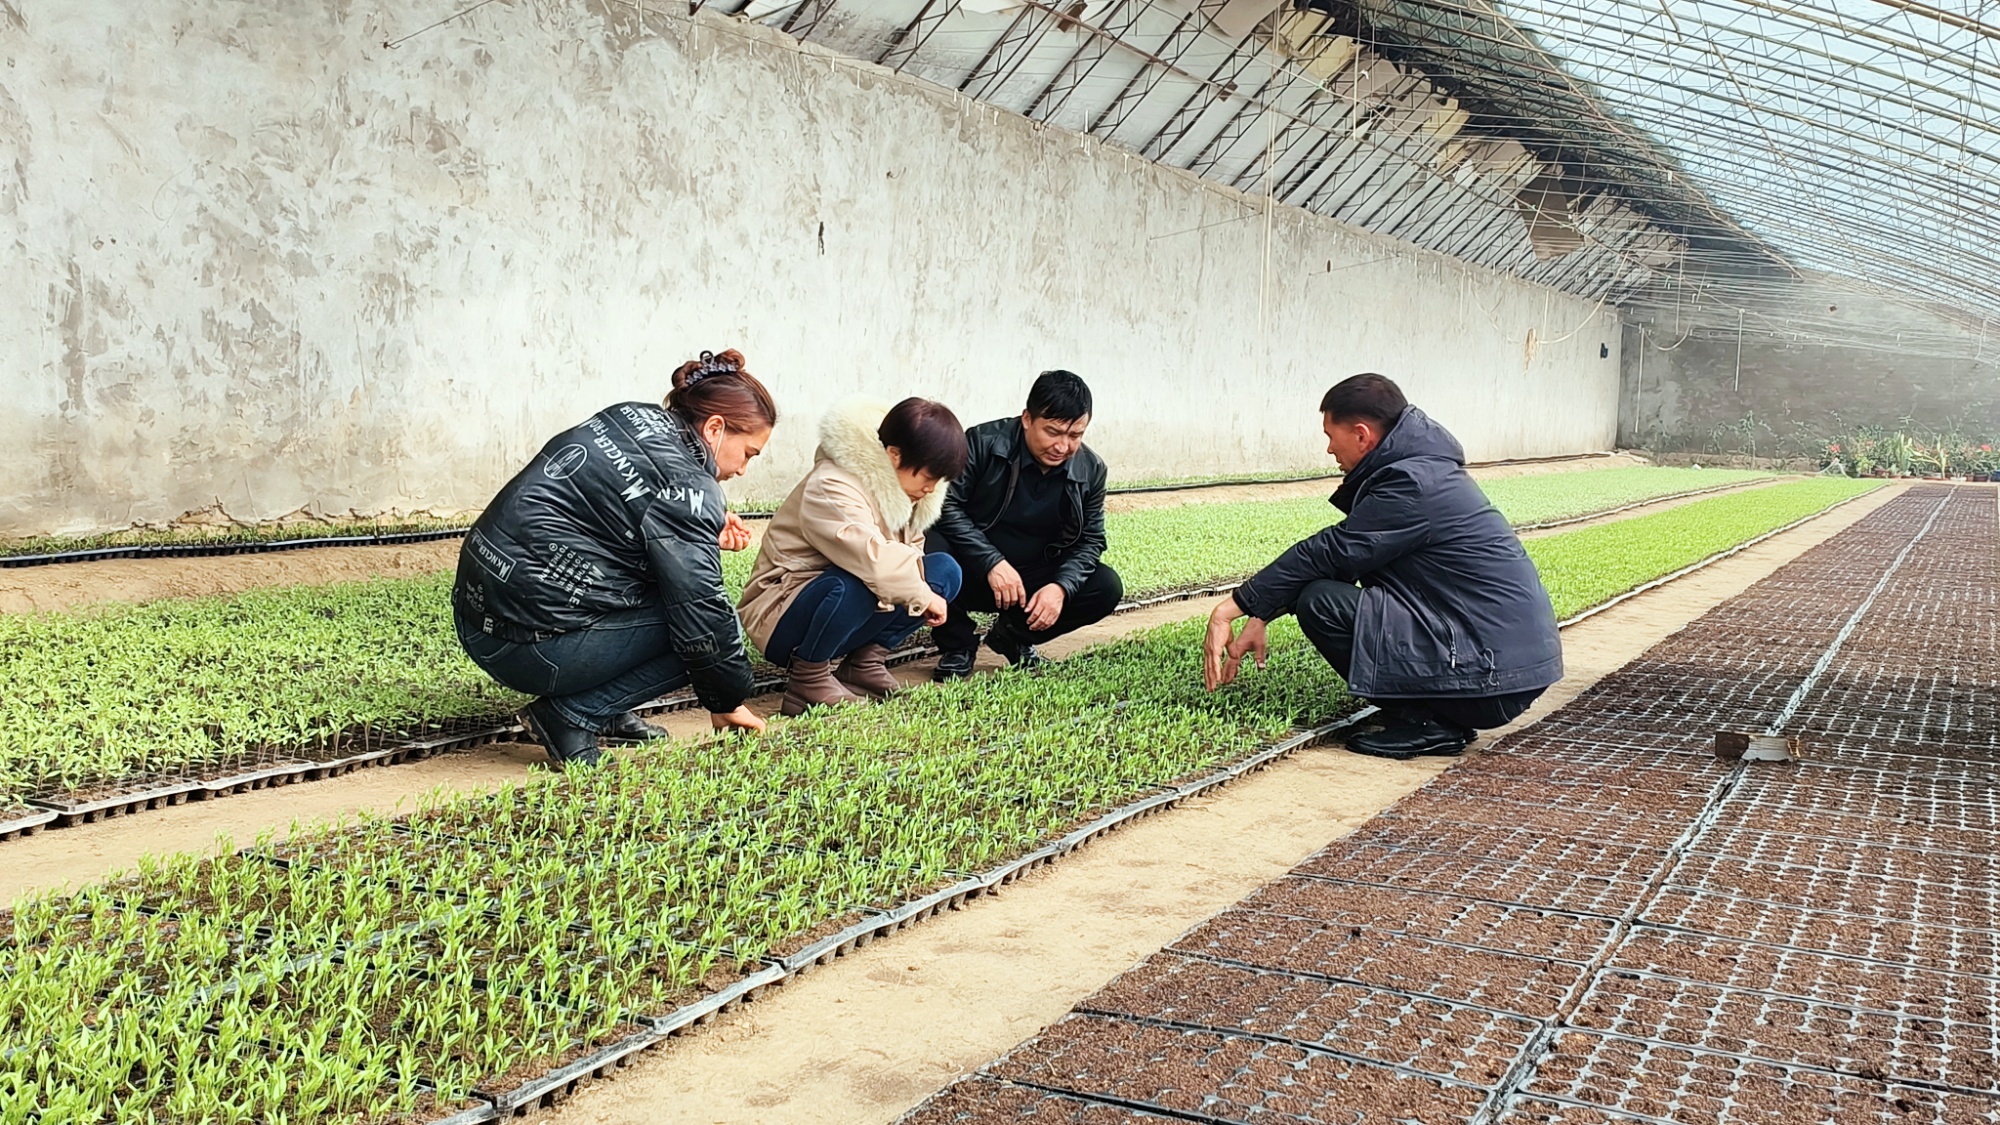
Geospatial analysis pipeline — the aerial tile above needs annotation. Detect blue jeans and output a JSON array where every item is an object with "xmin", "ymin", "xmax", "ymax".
[
  {"xmin": 764, "ymin": 555, "xmax": 963, "ymax": 665},
  {"xmin": 455, "ymin": 606, "xmax": 690, "ymax": 732}
]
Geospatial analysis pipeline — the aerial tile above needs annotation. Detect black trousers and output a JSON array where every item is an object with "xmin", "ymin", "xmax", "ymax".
[
  {"xmin": 933, "ymin": 553, "xmax": 1124, "ymax": 654},
  {"xmin": 1292, "ymin": 579, "xmax": 1542, "ymax": 731}
]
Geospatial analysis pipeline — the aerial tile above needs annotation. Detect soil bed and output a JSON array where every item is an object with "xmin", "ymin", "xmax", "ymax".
[
  {"xmin": 1169, "ymin": 908, "xmax": 1585, "ymax": 1019},
  {"xmin": 986, "ymin": 1013, "xmax": 1491, "ymax": 1124},
  {"xmin": 1078, "ymin": 952, "xmax": 1540, "ymax": 1087},
  {"xmin": 1235, "ymin": 877, "xmax": 1618, "ymax": 963}
]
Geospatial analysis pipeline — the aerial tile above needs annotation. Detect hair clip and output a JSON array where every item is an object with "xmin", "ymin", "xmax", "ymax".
[{"xmin": 688, "ymin": 350, "xmax": 741, "ymax": 384}]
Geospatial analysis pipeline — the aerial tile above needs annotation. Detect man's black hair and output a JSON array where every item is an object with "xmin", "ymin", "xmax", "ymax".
[
  {"xmin": 1319, "ymin": 373, "xmax": 1408, "ymax": 429},
  {"xmin": 1026, "ymin": 369, "xmax": 1093, "ymax": 423}
]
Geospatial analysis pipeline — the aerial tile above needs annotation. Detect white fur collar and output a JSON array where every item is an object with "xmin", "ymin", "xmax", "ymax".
[{"xmin": 817, "ymin": 396, "xmax": 949, "ymax": 534}]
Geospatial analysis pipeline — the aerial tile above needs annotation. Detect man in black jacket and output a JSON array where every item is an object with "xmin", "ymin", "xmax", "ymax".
[
  {"xmin": 1204, "ymin": 374, "xmax": 1563, "ymax": 759},
  {"xmin": 930, "ymin": 370, "xmax": 1122, "ymax": 679}
]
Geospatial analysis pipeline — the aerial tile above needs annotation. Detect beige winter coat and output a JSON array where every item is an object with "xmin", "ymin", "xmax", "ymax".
[{"xmin": 737, "ymin": 397, "xmax": 948, "ymax": 655}]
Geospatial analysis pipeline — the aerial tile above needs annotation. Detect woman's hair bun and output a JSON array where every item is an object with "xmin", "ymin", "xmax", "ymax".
[
  {"xmin": 665, "ymin": 348, "xmax": 777, "ymax": 433},
  {"xmin": 673, "ymin": 349, "xmax": 747, "ymax": 389}
]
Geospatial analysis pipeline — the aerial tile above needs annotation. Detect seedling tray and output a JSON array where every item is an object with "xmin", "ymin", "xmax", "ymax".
[
  {"xmin": 1662, "ymin": 852, "xmax": 2000, "ymax": 932},
  {"xmin": 1608, "ymin": 925, "xmax": 2000, "ymax": 1029},
  {"xmin": 0, "ymin": 804, "xmax": 56, "ymax": 840},
  {"xmin": 0, "ymin": 525, "xmax": 470, "ymax": 568},
  {"xmin": 1374, "ymin": 794, "xmax": 1690, "ymax": 853},
  {"xmin": 898, "ymin": 1074, "xmax": 1187, "ymax": 1124},
  {"xmin": 1078, "ymin": 951, "xmax": 1542, "ymax": 1088},
  {"xmin": 424, "ymin": 1103, "xmax": 499, "ymax": 1125},
  {"xmin": 1515, "ymin": 1029, "xmax": 1998, "ymax": 1125},
  {"xmin": 1640, "ymin": 887, "xmax": 2000, "ymax": 971},
  {"xmin": 1239, "ymin": 877, "xmax": 1619, "ymax": 964},
  {"xmin": 1170, "ymin": 907, "xmax": 1588, "ymax": 1019},
  {"xmin": 1569, "ymin": 967, "xmax": 1999, "ymax": 1094},
  {"xmin": 1292, "ymin": 843, "xmax": 1657, "ymax": 919},
  {"xmin": 1683, "ymin": 826, "xmax": 2000, "ymax": 887},
  {"xmin": 475, "ymin": 1022, "xmax": 663, "ymax": 1115},
  {"xmin": 984, "ymin": 1012, "xmax": 1493, "ymax": 1124},
  {"xmin": 1339, "ymin": 821, "xmax": 1678, "ymax": 886},
  {"xmin": 31, "ymin": 775, "xmax": 215, "ymax": 825}
]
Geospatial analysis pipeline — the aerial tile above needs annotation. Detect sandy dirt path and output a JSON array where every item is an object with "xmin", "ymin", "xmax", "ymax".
[{"xmin": 507, "ymin": 483, "xmax": 1906, "ymax": 1125}]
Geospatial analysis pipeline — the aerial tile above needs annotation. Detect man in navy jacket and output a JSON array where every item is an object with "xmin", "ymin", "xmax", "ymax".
[{"xmin": 1203, "ymin": 374, "xmax": 1563, "ymax": 759}]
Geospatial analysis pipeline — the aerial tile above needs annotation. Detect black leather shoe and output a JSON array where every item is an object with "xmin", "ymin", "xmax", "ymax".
[
  {"xmin": 1344, "ymin": 717, "xmax": 1473, "ymax": 761},
  {"xmin": 602, "ymin": 711, "xmax": 670, "ymax": 743},
  {"xmin": 931, "ymin": 648, "xmax": 977, "ymax": 682},
  {"xmin": 519, "ymin": 699, "xmax": 603, "ymax": 767}
]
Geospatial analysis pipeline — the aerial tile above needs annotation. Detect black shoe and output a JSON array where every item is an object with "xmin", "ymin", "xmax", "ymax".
[
  {"xmin": 602, "ymin": 711, "xmax": 670, "ymax": 743},
  {"xmin": 984, "ymin": 631, "xmax": 1046, "ymax": 669},
  {"xmin": 1344, "ymin": 716, "xmax": 1473, "ymax": 761},
  {"xmin": 931, "ymin": 648, "xmax": 977, "ymax": 682},
  {"xmin": 519, "ymin": 699, "xmax": 604, "ymax": 767}
]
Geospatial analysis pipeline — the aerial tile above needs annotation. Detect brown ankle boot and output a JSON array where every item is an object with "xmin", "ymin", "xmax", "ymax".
[
  {"xmin": 781, "ymin": 659, "xmax": 863, "ymax": 716},
  {"xmin": 835, "ymin": 643, "xmax": 900, "ymax": 699}
]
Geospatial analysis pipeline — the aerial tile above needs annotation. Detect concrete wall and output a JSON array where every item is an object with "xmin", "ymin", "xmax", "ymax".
[
  {"xmin": 0, "ymin": 0, "xmax": 1622, "ymax": 537},
  {"xmin": 1621, "ymin": 279, "xmax": 2000, "ymax": 456}
]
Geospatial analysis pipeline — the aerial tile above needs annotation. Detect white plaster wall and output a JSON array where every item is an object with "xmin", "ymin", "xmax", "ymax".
[{"xmin": 0, "ymin": 0, "xmax": 1621, "ymax": 537}]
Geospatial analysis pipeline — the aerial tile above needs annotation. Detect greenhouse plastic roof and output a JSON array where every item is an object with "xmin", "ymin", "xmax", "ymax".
[{"xmin": 733, "ymin": 0, "xmax": 2000, "ymax": 328}]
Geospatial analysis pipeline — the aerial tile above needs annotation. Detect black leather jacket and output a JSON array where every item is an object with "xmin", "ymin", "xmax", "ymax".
[
  {"xmin": 452, "ymin": 403, "xmax": 756, "ymax": 713},
  {"xmin": 930, "ymin": 417, "xmax": 1109, "ymax": 594}
]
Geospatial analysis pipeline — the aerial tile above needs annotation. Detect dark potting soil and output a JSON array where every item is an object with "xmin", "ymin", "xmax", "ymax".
[
  {"xmin": 1374, "ymin": 794, "xmax": 1689, "ymax": 852},
  {"xmin": 1336, "ymin": 820, "xmax": 1677, "ymax": 886},
  {"xmin": 1238, "ymin": 877, "xmax": 1617, "ymax": 964},
  {"xmin": 1171, "ymin": 909, "xmax": 1584, "ymax": 1019},
  {"xmin": 1714, "ymin": 807, "xmax": 1991, "ymax": 858},
  {"xmin": 1414, "ymin": 772, "xmax": 1715, "ymax": 820},
  {"xmin": 1664, "ymin": 853, "xmax": 1988, "ymax": 928},
  {"xmin": 1569, "ymin": 969, "xmax": 1994, "ymax": 1092},
  {"xmin": 1607, "ymin": 926, "xmax": 1998, "ymax": 1026},
  {"xmin": 1291, "ymin": 843, "xmax": 1651, "ymax": 918},
  {"xmin": 987, "ymin": 1013, "xmax": 1489, "ymax": 1124},
  {"xmin": 1080, "ymin": 952, "xmax": 1537, "ymax": 1087},
  {"xmin": 1682, "ymin": 827, "xmax": 2000, "ymax": 886},
  {"xmin": 1640, "ymin": 888, "xmax": 2000, "ymax": 970},
  {"xmin": 1521, "ymin": 1030, "xmax": 1998, "ymax": 1125}
]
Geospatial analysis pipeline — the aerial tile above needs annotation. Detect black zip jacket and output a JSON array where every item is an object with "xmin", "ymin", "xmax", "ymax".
[
  {"xmin": 1232, "ymin": 406, "xmax": 1562, "ymax": 698},
  {"xmin": 452, "ymin": 403, "xmax": 756, "ymax": 713},
  {"xmin": 930, "ymin": 417, "xmax": 1109, "ymax": 594}
]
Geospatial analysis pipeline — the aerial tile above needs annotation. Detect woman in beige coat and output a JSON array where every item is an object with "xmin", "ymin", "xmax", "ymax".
[{"xmin": 738, "ymin": 396, "xmax": 970, "ymax": 714}]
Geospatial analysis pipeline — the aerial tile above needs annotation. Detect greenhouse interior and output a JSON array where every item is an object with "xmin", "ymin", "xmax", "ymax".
[{"xmin": 2, "ymin": 0, "xmax": 1997, "ymax": 1122}]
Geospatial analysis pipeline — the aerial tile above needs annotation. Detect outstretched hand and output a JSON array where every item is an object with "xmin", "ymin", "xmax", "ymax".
[
  {"xmin": 1202, "ymin": 597, "xmax": 1269, "ymax": 691},
  {"xmin": 711, "ymin": 705, "xmax": 766, "ymax": 734}
]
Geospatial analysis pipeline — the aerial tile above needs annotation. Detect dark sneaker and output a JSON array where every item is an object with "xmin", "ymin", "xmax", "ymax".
[
  {"xmin": 1343, "ymin": 717, "xmax": 1473, "ymax": 761},
  {"xmin": 519, "ymin": 699, "xmax": 604, "ymax": 767},
  {"xmin": 601, "ymin": 711, "xmax": 670, "ymax": 743},
  {"xmin": 985, "ymin": 632, "xmax": 1046, "ymax": 669},
  {"xmin": 931, "ymin": 648, "xmax": 977, "ymax": 682}
]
